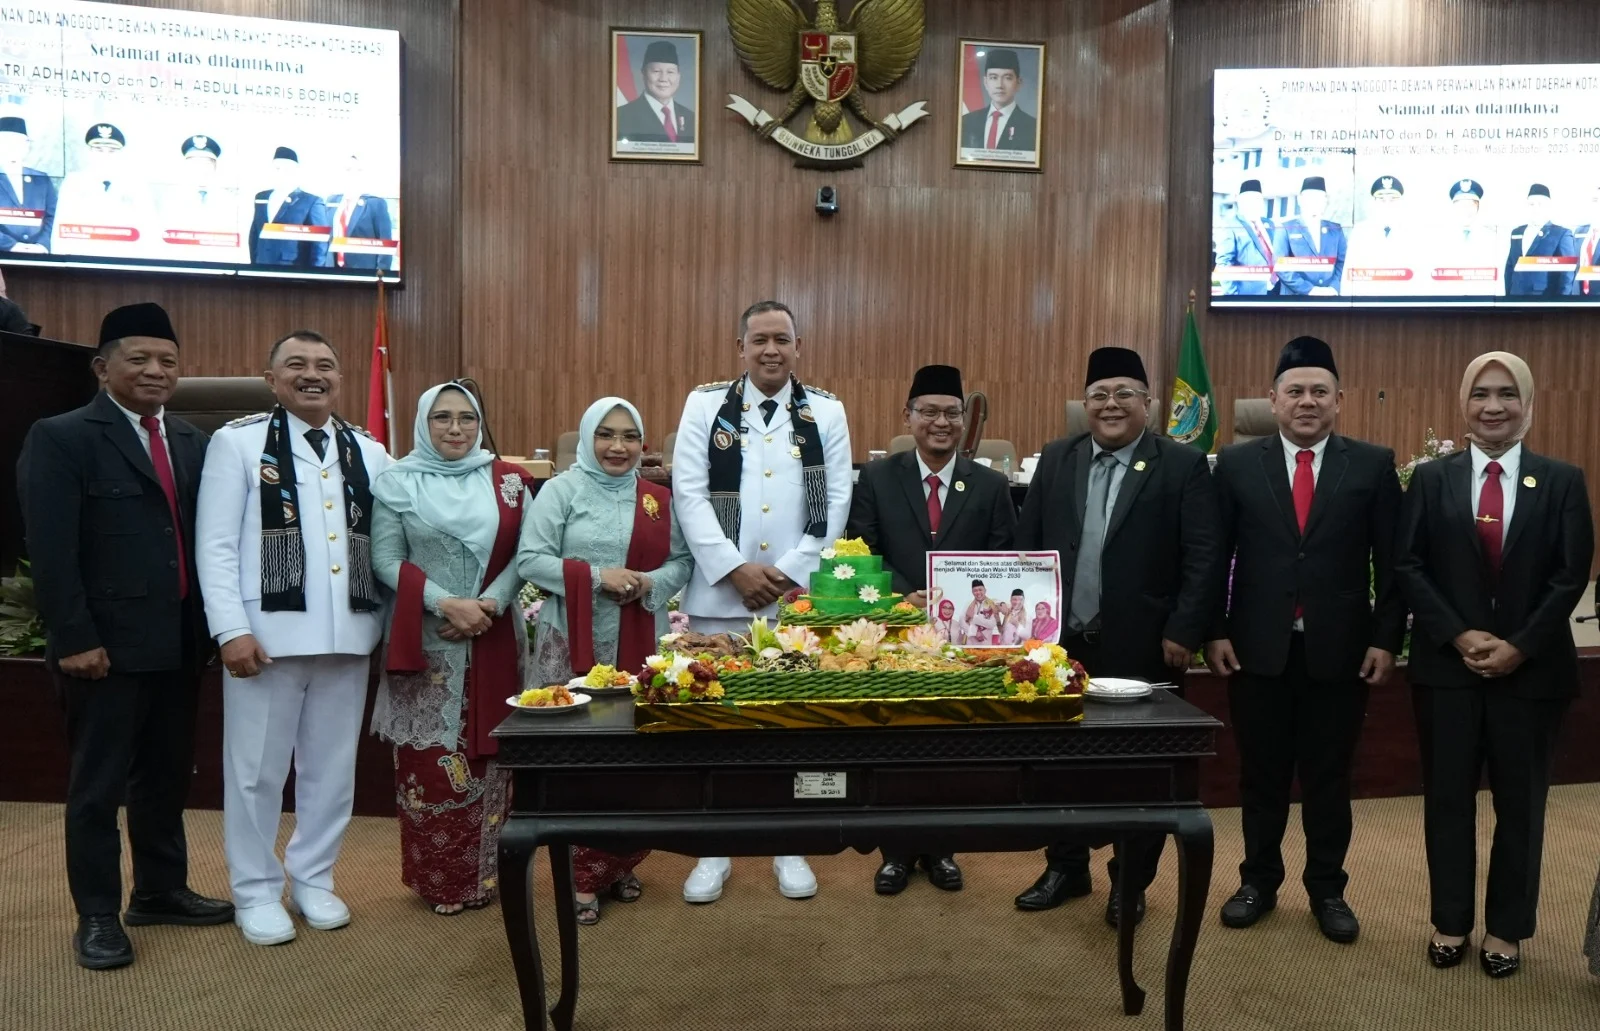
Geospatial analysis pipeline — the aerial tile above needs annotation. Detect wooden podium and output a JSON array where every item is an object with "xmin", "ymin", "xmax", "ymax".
[{"xmin": 0, "ymin": 331, "xmax": 97, "ymax": 571}]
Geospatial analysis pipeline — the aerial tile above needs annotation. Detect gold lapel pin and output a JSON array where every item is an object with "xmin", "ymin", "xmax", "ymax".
[
  {"xmin": 1133, "ymin": 460, "xmax": 1147, "ymax": 471},
  {"xmin": 1523, "ymin": 475, "xmax": 1537, "ymax": 488},
  {"xmin": 954, "ymin": 481, "xmax": 966, "ymax": 492},
  {"xmin": 790, "ymin": 446, "xmax": 802, "ymax": 459}
]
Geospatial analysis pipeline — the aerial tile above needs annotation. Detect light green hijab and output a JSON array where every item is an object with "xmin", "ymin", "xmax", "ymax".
[
  {"xmin": 372, "ymin": 383, "xmax": 498, "ymax": 567},
  {"xmin": 575, "ymin": 396, "xmax": 644, "ymax": 492}
]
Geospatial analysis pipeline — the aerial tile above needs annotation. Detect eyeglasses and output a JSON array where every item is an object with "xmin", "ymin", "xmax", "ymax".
[
  {"xmin": 1085, "ymin": 388, "xmax": 1150, "ymax": 406},
  {"xmin": 428, "ymin": 412, "xmax": 480, "ymax": 429},
  {"xmin": 594, "ymin": 428, "xmax": 643, "ymax": 444},
  {"xmin": 911, "ymin": 406, "xmax": 965, "ymax": 422}
]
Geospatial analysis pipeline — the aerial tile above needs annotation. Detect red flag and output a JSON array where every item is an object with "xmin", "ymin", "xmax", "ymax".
[
  {"xmin": 962, "ymin": 46, "xmax": 986, "ymax": 114},
  {"xmin": 366, "ymin": 271, "xmax": 393, "ymax": 453},
  {"xmin": 615, "ymin": 36, "xmax": 637, "ymax": 105}
]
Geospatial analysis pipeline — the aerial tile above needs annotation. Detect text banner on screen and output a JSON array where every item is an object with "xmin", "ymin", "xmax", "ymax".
[
  {"xmin": 1211, "ymin": 64, "xmax": 1600, "ymax": 309},
  {"xmin": 0, "ymin": 0, "xmax": 401, "ymax": 283}
]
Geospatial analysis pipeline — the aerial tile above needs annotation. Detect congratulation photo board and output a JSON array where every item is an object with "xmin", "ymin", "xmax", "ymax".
[
  {"xmin": 926, "ymin": 552, "xmax": 1062, "ymax": 648},
  {"xmin": 0, "ymin": 0, "xmax": 402, "ymax": 281},
  {"xmin": 1211, "ymin": 64, "xmax": 1600, "ymax": 308}
]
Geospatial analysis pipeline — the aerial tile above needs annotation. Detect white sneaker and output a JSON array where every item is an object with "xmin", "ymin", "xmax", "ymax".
[
  {"xmin": 289, "ymin": 885, "xmax": 351, "ymax": 930},
  {"xmin": 773, "ymin": 856, "xmax": 817, "ymax": 899},
  {"xmin": 235, "ymin": 902, "xmax": 296, "ymax": 946},
  {"xmin": 683, "ymin": 857, "xmax": 732, "ymax": 903}
]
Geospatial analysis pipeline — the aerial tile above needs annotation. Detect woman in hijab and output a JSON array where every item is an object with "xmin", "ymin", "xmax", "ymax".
[
  {"xmin": 517, "ymin": 397, "xmax": 693, "ymax": 924},
  {"xmin": 1396, "ymin": 352, "xmax": 1592, "ymax": 978},
  {"xmin": 1031, "ymin": 600, "xmax": 1060, "ymax": 642},
  {"xmin": 371, "ymin": 383, "xmax": 529, "ymax": 915},
  {"xmin": 932, "ymin": 598, "xmax": 956, "ymax": 642}
]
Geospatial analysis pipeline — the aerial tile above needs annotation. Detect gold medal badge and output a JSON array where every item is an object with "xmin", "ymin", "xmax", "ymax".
[
  {"xmin": 642, "ymin": 494, "xmax": 662, "ymax": 521},
  {"xmin": 1523, "ymin": 475, "xmax": 1537, "ymax": 488}
]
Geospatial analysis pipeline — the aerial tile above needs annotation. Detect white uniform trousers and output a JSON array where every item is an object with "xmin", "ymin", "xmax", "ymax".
[
  {"xmin": 687, "ymin": 615, "xmax": 762, "ymax": 636},
  {"xmin": 222, "ymin": 654, "xmax": 370, "ymax": 909}
]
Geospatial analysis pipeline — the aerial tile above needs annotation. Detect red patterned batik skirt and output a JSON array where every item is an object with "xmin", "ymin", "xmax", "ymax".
[
  {"xmin": 571, "ymin": 846, "xmax": 651, "ymax": 895},
  {"xmin": 395, "ymin": 743, "xmax": 509, "ymax": 907}
]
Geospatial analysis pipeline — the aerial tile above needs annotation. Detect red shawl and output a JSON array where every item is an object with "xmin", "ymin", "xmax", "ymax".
[
  {"xmin": 563, "ymin": 478, "xmax": 672, "ymax": 677},
  {"xmin": 387, "ymin": 460, "xmax": 528, "ymax": 759}
]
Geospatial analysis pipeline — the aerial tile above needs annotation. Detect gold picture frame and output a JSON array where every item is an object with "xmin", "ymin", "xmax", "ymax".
[
  {"xmin": 610, "ymin": 29, "xmax": 703, "ymax": 163},
  {"xmin": 954, "ymin": 39, "xmax": 1046, "ymax": 172}
]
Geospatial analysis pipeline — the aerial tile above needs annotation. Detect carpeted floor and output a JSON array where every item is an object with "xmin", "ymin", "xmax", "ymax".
[{"xmin": 3, "ymin": 789, "xmax": 1599, "ymax": 1031}]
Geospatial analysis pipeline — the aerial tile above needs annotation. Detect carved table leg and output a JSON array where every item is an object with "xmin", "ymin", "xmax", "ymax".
[
  {"xmin": 1165, "ymin": 810, "xmax": 1215, "ymax": 1031},
  {"xmin": 1114, "ymin": 835, "xmax": 1146, "ymax": 1016},
  {"xmin": 498, "ymin": 820, "xmax": 547, "ymax": 1031},
  {"xmin": 548, "ymin": 845, "xmax": 581, "ymax": 1031}
]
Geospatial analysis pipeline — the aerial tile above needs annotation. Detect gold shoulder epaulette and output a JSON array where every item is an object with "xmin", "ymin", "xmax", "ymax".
[
  {"xmin": 223, "ymin": 412, "xmax": 270, "ymax": 428},
  {"xmin": 695, "ymin": 380, "xmax": 732, "ymax": 392},
  {"xmin": 804, "ymin": 385, "xmax": 837, "ymax": 400},
  {"xmin": 344, "ymin": 423, "xmax": 377, "ymax": 441}
]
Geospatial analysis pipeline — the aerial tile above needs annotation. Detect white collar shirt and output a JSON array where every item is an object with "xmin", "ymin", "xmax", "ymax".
[
  {"xmin": 916, "ymin": 451, "xmax": 955, "ymax": 508},
  {"xmin": 1089, "ymin": 431, "xmax": 1144, "ymax": 515},
  {"xmin": 1469, "ymin": 442, "xmax": 1521, "ymax": 543},
  {"xmin": 1281, "ymin": 432, "xmax": 1330, "ymax": 487},
  {"xmin": 108, "ymin": 394, "xmax": 166, "ymax": 458},
  {"xmin": 983, "ymin": 100, "xmax": 1018, "ymax": 145}
]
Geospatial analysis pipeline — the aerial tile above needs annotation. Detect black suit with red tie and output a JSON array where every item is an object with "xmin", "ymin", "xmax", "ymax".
[
  {"xmin": 17, "ymin": 391, "xmax": 211, "ymax": 917},
  {"xmin": 1210, "ymin": 433, "xmax": 1404, "ymax": 905},
  {"xmin": 1396, "ymin": 446, "xmax": 1592, "ymax": 941}
]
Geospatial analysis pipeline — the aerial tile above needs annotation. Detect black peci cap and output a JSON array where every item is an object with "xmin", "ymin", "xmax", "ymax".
[{"xmin": 99, "ymin": 302, "xmax": 178, "ymax": 347}]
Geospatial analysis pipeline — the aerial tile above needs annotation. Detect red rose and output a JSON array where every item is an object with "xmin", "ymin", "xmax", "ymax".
[
  {"xmin": 1009, "ymin": 659, "xmax": 1041, "ymax": 683},
  {"xmin": 688, "ymin": 660, "xmax": 716, "ymax": 681},
  {"xmin": 781, "ymin": 586, "xmax": 806, "ymax": 605}
]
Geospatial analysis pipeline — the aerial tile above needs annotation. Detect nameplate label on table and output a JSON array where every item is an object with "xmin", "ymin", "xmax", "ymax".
[{"xmin": 793, "ymin": 771, "xmax": 846, "ymax": 799}]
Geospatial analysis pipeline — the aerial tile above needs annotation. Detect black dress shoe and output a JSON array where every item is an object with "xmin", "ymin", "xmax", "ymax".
[
  {"xmin": 1014, "ymin": 868, "xmax": 1092, "ymax": 911},
  {"xmin": 1479, "ymin": 947, "xmax": 1521, "ymax": 978},
  {"xmin": 1104, "ymin": 887, "xmax": 1146, "ymax": 929},
  {"xmin": 125, "ymin": 888, "xmax": 235, "ymax": 927},
  {"xmin": 874, "ymin": 861, "xmax": 911, "ymax": 896},
  {"xmin": 1312, "ymin": 897, "xmax": 1360, "ymax": 944},
  {"xmin": 1219, "ymin": 885, "xmax": 1276, "ymax": 929},
  {"xmin": 920, "ymin": 855, "xmax": 963, "ymax": 892},
  {"xmin": 74, "ymin": 914, "xmax": 133, "ymax": 970},
  {"xmin": 1428, "ymin": 937, "xmax": 1468, "ymax": 969}
]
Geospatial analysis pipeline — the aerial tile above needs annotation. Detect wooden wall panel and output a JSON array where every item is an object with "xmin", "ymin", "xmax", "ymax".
[
  {"xmin": 461, "ymin": 0, "xmax": 1171, "ymax": 461},
  {"xmin": 1167, "ymin": 0, "xmax": 1600, "ymax": 529},
  {"xmin": 4, "ymin": 0, "xmax": 459, "ymax": 439}
]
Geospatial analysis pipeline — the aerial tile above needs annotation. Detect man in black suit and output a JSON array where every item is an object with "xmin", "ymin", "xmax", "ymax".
[
  {"xmin": 1013, "ymin": 347, "xmax": 1220, "ymax": 924},
  {"xmin": 18, "ymin": 303, "xmax": 233, "ymax": 969},
  {"xmin": 249, "ymin": 147, "xmax": 330, "ymax": 268},
  {"xmin": 321, "ymin": 153, "xmax": 395, "ymax": 271},
  {"xmin": 1205, "ymin": 336, "xmax": 1403, "ymax": 944},
  {"xmin": 615, "ymin": 40, "xmax": 696, "ymax": 146},
  {"xmin": 959, "ymin": 48, "xmax": 1037, "ymax": 152},
  {"xmin": 850, "ymin": 364, "xmax": 1015, "ymax": 895},
  {"xmin": 1504, "ymin": 184, "xmax": 1577, "ymax": 297}
]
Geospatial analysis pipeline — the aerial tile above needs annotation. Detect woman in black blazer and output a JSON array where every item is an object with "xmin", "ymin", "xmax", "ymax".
[{"xmin": 1396, "ymin": 351, "xmax": 1593, "ymax": 978}]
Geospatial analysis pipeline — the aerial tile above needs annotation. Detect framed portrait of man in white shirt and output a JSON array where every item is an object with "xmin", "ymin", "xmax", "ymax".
[
  {"xmin": 612, "ymin": 29, "xmax": 702, "ymax": 163},
  {"xmin": 955, "ymin": 39, "xmax": 1046, "ymax": 172}
]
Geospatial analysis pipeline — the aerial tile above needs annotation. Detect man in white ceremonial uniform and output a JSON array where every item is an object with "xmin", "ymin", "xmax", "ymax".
[
  {"xmin": 672, "ymin": 300, "xmax": 852, "ymax": 903},
  {"xmin": 196, "ymin": 330, "xmax": 391, "ymax": 946}
]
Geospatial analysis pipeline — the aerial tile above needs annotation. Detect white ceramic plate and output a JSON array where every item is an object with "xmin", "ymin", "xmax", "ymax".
[
  {"xmin": 506, "ymin": 692, "xmax": 592, "ymax": 714},
  {"xmin": 567, "ymin": 674, "xmax": 637, "ymax": 696},
  {"xmin": 1085, "ymin": 677, "xmax": 1153, "ymax": 701}
]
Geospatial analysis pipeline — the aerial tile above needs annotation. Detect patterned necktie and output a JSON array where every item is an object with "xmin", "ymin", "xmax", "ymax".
[
  {"xmin": 1068, "ymin": 452, "xmax": 1117, "ymax": 630},
  {"xmin": 140, "ymin": 416, "xmax": 188, "ymax": 600},
  {"xmin": 1478, "ymin": 460, "xmax": 1504, "ymax": 573},
  {"xmin": 759, "ymin": 399, "xmax": 777, "ymax": 427},
  {"xmin": 925, "ymin": 474, "xmax": 943, "ymax": 536},
  {"xmin": 986, "ymin": 110, "xmax": 1002, "ymax": 149},
  {"xmin": 305, "ymin": 427, "xmax": 329, "ymax": 460},
  {"xmin": 662, "ymin": 105, "xmax": 678, "ymax": 142}
]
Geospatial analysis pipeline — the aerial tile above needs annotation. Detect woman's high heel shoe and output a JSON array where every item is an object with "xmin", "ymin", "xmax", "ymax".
[
  {"xmin": 1479, "ymin": 946, "xmax": 1521, "ymax": 978},
  {"xmin": 1428, "ymin": 937, "xmax": 1468, "ymax": 968}
]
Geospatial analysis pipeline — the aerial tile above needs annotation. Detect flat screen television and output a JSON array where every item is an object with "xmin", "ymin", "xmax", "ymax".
[
  {"xmin": 1211, "ymin": 64, "xmax": 1599, "ymax": 308},
  {"xmin": 0, "ymin": 0, "xmax": 401, "ymax": 283}
]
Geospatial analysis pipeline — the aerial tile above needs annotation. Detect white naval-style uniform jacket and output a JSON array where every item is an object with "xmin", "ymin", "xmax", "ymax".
[
  {"xmin": 196, "ymin": 410, "xmax": 393, "ymax": 657},
  {"xmin": 672, "ymin": 377, "xmax": 852, "ymax": 620}
]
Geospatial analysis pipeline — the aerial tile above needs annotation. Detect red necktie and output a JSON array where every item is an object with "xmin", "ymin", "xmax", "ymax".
[
  {"xmin": 1582, "ymin": 231, "xmax": 1596, "ymax": 295},
  {"xmin": 1293, "ymin": 450, "xmax": 1314, "ymax": 618},
  {"xmin": 1253, "ymin": 220, "xmax": 1278, "ymax": 286},
  {"xmin": 1477, "ymin": 460, "xmax": 1504, "ymax": 573},
  {"xmin": 662, "ymin": 106, "xmax": 677, "ymax": 142},
  {"xmin": 140, "ymin": 416, "xmax": 188, "ymax": 600},
  {"xmin": 986, "ymin": 110, "xmax": 1001, "ymax": 149},
  {"xmin": 335, "ymin": 203, "xmax": 350, "ymax": 268},
  {"xmin": 926, "ymin": 474, "xmax": 943, "ymax": 536}
]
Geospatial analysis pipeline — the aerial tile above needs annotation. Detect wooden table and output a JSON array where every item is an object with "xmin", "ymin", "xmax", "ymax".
[{"xmin": 494, "ymin": 691, "xmax": 1221, "ymax": 1031}]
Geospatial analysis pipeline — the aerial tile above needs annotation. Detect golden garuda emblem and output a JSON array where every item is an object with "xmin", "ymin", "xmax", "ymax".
[{"xmin": 726, "ymin": 0, "xmax": 928, "ymax": 165}]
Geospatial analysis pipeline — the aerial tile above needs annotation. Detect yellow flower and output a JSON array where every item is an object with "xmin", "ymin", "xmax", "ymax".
[
  {"xmin": 675, "ymin": 670, "xmax": 693, "ymax": 688},
  {"xmin": 832, "ymin": 537, "xmax": 872, "ymax": 557},
  {"xmin": 705, "ymin": 681, "xmax": 725, "ymax": 699},
  {"xmin": 1013, "ymin": 682, "xmax": 1039, "ymax": 700}
]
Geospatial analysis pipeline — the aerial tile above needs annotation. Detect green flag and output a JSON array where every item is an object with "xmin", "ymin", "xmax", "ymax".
[{"xmin": 1167, "ymin": 307, "xmax": 1217, "ymax": 452}]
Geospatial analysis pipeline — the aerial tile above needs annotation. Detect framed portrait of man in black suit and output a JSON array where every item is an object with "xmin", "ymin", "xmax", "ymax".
[
  {"xmin": 955, "ymin": 40, "xmax": 1045, "ymax": 172},
  {"xmin": 611, "ymin": 29, "xmax": 702, "ymax": 163}
]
